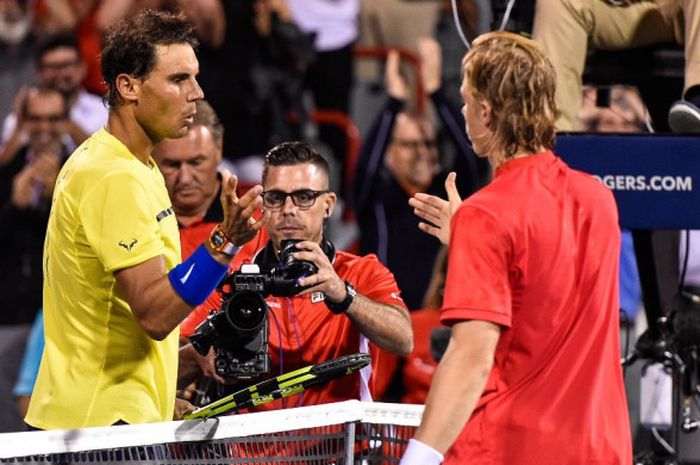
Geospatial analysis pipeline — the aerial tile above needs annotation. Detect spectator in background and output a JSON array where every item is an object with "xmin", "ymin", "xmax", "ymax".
[
  {"xmin": 154, "ymin": 98, "xmax": 261, "ymax": 402},
  {"xmin": 287, "ymin": 0, "xmax": 359, "ymax": 188},
  {"xmin": 0, "ymin": 0, "xmax": 35, "ymax": 123},
  {"xmin": 31, "ymin": 0, "xmax": 107, "ymax": 95},
  {"xmin": 0, "ymin": 86, "xmax": 70, "ymax": 207},
  {"xmin": 0, "ymin": 86, "xmax": 69, "ymax": 432},
  {"xmin": 154, "ymin": 99, "xmax": 272, "ymax": 341},
  {"xmin": 196, "ymin": 0, "xmax": 314, "ymax": 181},
  {"xmin": 352, "ymin": 37, "xmax": 479, "ymax": 310},
  {"xmin": 154, "ymin": 100, "xmax": 227, "ymax": 261},
  {"xmin": 0, "ymin": 32, "xmax": 107, "ymax": 165},
  {"xmin": 532, "ymin": 0, "xmax": 700, "ymax": 133}
]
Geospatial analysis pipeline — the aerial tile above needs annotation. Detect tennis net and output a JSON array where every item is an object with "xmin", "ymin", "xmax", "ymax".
[{"xmin": 0, "ymin": 400, "xmax": 423, "ymax": 464}]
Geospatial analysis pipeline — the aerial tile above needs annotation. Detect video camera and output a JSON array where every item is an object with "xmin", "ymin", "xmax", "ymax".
[{"xmin": 189, "ymin": 239, "xmax": 318, "ymax": 379}]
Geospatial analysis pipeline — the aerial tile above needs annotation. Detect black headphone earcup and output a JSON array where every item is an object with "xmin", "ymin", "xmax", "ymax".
[{"xmin": 321, "ymin": 238, "xmax": 335, "ymax": 262}]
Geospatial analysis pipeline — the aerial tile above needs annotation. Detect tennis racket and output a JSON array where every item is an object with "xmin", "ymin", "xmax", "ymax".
[{"xmin": 184, "ymin": 352, "xmax": 371, "ymax": 420}]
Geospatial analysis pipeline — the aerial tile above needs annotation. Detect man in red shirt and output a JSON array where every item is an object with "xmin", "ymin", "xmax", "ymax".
[
  {"xmin": 179, "ymin": 141, "xmax": 412, "ymax": 407},
  {"xmin": 401, "ymin": 31, "xmax": 631, "ymax": 465},
  {"xmin": 153, "ymin": 99, "xmax": 226, "ymax": 261}
]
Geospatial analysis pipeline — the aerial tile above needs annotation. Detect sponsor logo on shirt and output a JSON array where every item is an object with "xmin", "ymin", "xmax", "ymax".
[
  {"xmin": 118, "ymin": 239, "xmax": 138, "ymax": 252},
  {"xmin": 156, "ymin": 207, "xmax": 174, "ymax": 222},
  {"xmin": 390, "ymin": 292, "xmax": 404, "ymax": 302},
  {"xmin": 311, "ymin": 292, "xmax": 325, "ymax": 304},
  {"xmin": 267, "ymin": 300, "xmax": 281, "ymax": 309}
]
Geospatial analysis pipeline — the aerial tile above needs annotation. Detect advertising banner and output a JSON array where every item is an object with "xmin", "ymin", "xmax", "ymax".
[{"xmin": 556, "ymin": 133, "xmax": 700, "ymax": 229}]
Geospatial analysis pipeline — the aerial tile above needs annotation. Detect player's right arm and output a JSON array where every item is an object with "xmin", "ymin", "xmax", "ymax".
[
  {"xmin": 400, "ymin": 320, "xmax": 500, "ymax": 464},
  {"xmin": 114, "ymin": 171, "xmax": 269, "ymax": 340}
]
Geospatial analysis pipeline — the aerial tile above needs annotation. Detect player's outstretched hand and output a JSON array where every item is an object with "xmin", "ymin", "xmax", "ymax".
[
  {"xmin": 219, "ymin": 169, "xmax": 269, "ymax": 247},
  {"xmin": 409, "ymin": 172, "xmax": 462, "ymax": 245}
]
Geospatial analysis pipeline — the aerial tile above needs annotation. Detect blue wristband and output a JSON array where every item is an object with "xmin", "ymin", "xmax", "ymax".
[{"xmin": 168, "ymin": 244, "xmax": 229, "ymax": 306}]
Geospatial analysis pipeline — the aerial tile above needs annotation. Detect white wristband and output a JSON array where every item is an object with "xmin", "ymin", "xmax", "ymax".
[{"xmin": 400, "ymin": 438, "xmax": 444, "ymax": 465}]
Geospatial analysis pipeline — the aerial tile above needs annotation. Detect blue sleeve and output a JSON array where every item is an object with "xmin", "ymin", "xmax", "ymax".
[
  {"xmin": 13, "ymin": 310, "xmax": 45, "ymax": 397},
  {"xmin": 619, "ymin": 230, "xmax": 641, "ymax": 320}
]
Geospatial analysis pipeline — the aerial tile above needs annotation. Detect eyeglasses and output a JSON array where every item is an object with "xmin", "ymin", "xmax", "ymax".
[
  {"xmin": 261, "ymin": 189, "xmax": 328, "ymax": 209},
  {"xmin": 391, "ymin": 138, "xmax": 438, "ymax": 151},
  {"xmin": 26, "ymin": 114, "xmax": 66, "ymax": 123}
]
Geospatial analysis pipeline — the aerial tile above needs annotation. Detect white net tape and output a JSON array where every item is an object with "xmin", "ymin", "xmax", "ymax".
[{"xmin": 0, "ymin": 401, "xmax": 424, "ymax": 464}]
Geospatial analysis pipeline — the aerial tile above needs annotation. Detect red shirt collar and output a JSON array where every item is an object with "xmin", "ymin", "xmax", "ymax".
[{"xmin": 494, "ymin": 150, "xmax": 556, "ymax": 178}]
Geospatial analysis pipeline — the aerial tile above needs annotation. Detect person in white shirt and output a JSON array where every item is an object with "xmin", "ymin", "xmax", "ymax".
[
  {"xmin": 0, "ymin": 32, "xmax": 107, "ymax": 166},
  {"xmin": 286, "ymin": 0, "xmax": 359, "ymax": 187}
]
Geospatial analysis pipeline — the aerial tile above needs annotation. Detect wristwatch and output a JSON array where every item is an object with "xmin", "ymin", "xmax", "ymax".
[
  {"xmin": 208, "ymin": 224, "xmax": 237, "ymax": 256},
  {"xmin": 325, "ymin": 281, "xmax": 357, "ymax": 314}
]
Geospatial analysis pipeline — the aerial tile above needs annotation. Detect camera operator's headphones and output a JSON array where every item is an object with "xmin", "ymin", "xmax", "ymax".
[{"xmin": 252, "ymin": 237, "xmax": 336, "ymax": 270}]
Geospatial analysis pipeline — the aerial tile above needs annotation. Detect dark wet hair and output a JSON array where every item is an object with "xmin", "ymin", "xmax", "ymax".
[{"xmin": 101, "ymin": 9, "xmax": 198, "ymax": 107}]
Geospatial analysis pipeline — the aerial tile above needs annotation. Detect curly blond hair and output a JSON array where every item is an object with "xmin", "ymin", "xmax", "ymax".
[{"xmin": 462, "ymin": 31, "xmax": 559, "ymax": 159}]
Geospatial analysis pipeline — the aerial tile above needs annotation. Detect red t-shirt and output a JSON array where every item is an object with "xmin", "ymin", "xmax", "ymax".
[
  {"xmin": 441, "ymin": 151, "xmax": 631, "ymax": 465},
  {"xmin": 401, "ymin": 308, "xmax": 441, "ymax": 404},
  {"xmin": 179, "ymin": 219, "xmax": 217, "ymax": 261},
  {"xmin": 184, "ymin": 240, "xmax": 407, "ymax": 408}
]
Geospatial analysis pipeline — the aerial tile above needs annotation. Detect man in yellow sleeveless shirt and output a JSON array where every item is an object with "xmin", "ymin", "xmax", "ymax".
[{"xmin": 25, "ymin": 10, "xmax": 268, "ymax": 429}]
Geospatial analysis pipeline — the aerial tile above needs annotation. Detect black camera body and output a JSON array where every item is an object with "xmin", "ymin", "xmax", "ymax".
[{"xmin": 189, "ymin": 239, "xmax": 318, "ymax": 380}]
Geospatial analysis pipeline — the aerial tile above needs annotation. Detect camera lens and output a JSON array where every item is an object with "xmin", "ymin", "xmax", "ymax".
[
  {"xmin": 279, "ymin": 238, "xmax": 318, "ymax": 279},
  {"xmin": 279, "ymin": 239, "xmax": 302, "ymax": 267},
  {"xmin": 223, "ymin": 291, "xmax": 267, "ymax": 337},
  {"xmin": 285, "ymin": 260, "xmax": 318, "ymax": 278}
]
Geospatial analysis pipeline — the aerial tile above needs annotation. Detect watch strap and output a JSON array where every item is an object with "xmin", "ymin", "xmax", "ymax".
[
  {"xmin": 208, "ymin": 224, "xmax": 237, "ymax": 256},
  {"xmin": 325, "ymin": 281, "xmax": 356, "ymax": 314}
]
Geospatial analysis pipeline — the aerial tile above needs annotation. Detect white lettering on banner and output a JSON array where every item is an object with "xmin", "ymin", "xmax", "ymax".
[{"xmin": 592, "ymin": 175, "xmax": 693, "ymax": 192}]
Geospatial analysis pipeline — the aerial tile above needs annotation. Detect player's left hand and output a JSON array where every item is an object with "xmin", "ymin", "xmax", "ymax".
[
  {"xmin": 219, "ymin": 169, "xmax": 269, "ymax": 246},
  {"xmin": 293, "ymin": 240, "xmax": 346, "ymax": 302},
  {"xmin": 409, "ymin": 171, "xmax": 462, "ymax": 245}
]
